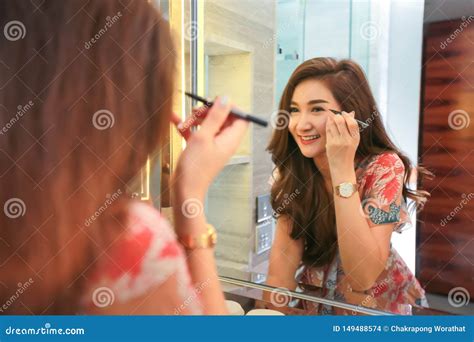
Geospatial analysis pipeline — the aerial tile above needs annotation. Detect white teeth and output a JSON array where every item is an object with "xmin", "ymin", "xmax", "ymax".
[{"xmin": 301, "ymin": 134, "xmax": 320, "ymax": 141}]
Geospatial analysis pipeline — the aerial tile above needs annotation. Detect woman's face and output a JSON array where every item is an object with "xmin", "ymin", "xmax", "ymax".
[{"xmin": 288, "ymin": 79, "xmax": 341, "ymax": 158}]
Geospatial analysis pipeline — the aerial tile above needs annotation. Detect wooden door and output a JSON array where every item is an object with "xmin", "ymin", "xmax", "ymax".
[{"xmin": 418, "ymin": 18, "xmax": 474, "ymax": 298}]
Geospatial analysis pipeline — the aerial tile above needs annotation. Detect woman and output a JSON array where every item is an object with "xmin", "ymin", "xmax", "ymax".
[
  {"xmin": 0, "ymin": 1, "xmax": 247, "ymax": 314},
  {"xmin": 265, "ymin": 57, "xmax": 432, "ymax": 315}
]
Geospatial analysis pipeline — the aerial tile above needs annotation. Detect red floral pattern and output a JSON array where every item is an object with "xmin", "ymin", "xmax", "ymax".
[
  {"xmin": 358, "ymin": 152, "xmax": 410, "ymax": 230},
  {"xmin": 300, "ymin": 152, "xmax": 426, "ymax": 315},
  {"xmin": 81, "ymin": 202, "xmax": 202, "ymax": 314}
]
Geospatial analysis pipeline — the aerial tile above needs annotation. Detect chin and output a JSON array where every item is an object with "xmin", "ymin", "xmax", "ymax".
[{"xmin": 299, "ymin": 145, "xmax": 325, "ymax": 159}]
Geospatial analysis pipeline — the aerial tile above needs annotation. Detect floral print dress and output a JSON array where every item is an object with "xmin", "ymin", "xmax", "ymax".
[
  {"xmin": 299, "ymin": 152, "xmax": 427, "ymax": 315},
  {"xmin": 80, "ymin": 201, "xmax": 202, "ymax": 314}
]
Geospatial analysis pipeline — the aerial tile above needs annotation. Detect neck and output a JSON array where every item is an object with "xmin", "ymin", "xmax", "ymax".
[
  {"xmin": 313, "ymin": 153, "xmax": 362, "ymax": 182},
  {"xmin": 313, "ymin": 154, "xmax": 332, "ymax": 181}
]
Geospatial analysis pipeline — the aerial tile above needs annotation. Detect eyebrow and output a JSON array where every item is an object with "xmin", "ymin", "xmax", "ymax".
[{"xmin": 290, "ymin": 99, "xmax": 329, "ymax": 106}]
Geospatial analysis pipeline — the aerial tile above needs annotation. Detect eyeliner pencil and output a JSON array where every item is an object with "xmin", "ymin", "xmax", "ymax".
[
  {"xmin": 185, "ymin": 92, "xmax": 268, "ymax": 127},
  {"xmin": 329, "ymin": 109, "xmax": 369, "ymax": 129}
]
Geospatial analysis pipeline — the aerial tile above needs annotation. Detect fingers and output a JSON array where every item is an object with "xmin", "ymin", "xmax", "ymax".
[
  {"xmin": 175, "ymin": 97, "xmax": 244, "ymax": 144},
  {"xmin": 171, "ymin": 112, "xmax": 191, "ymax": 141},
  {"xmin": 329, "ymin": 111, "xmax": 359, "ymax": 139},
  {"xmin": 216, "ymin": 115, "xmax": 237, "ymax": 134},
  {"xmin": 190, "ymin": 105, "xmax": 210, "ymax": 122},
  {"xmin": 326, "ymin": 115, "xmax": 339, "ymax": 138},
  {"xmin": 199, "ymin": 96, "xmax": 232, "ymax": 136},
  {"xmin": 214, "ymin": 114, "xmax": 249, "ymax": 150},
  {"xmin": 333, "ymin": 114, "xmax": 347, "ymax": 136},
  {"xmin": 342, "ymin": 111, "xmax": 360, "ymax": 139},
  {"xmin": 173, "ymin": 107, "xmax": 210, "ymax": 141}
]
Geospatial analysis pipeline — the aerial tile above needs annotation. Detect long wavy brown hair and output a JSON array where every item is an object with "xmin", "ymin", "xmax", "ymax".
[
  {"xmin": 0, "ymin": 0, "xmax": 174, "ymax": 313},
  {"xmin": 267, "ymin": 58, "xmax": 432, "ymax": 268}
]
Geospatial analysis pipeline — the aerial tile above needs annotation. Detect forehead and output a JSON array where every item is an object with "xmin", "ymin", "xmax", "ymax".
[{"xmin": 291, "ymin": 78, "xmax": 337, "ymax": 104}]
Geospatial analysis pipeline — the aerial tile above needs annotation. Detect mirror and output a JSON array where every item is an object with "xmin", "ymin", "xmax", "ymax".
[{"xmin": 170, "ymin": 0, "xmax": 474, "ymax": 316}]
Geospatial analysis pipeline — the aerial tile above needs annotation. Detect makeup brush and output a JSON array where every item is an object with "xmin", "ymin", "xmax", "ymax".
[
  {"xmin": 329, "ymin": 109, "xmax": 369, "ymax": 129},
  {"xmin": 184, "ymin": 91, "xmax": 268, "ymax": 127}
]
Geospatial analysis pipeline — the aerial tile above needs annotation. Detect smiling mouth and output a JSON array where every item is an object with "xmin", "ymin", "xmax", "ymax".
[{"xmin": 299, "ymin": 134, "xmax": 321, "ymax": 144}]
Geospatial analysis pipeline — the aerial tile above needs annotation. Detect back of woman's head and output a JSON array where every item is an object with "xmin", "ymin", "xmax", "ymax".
[{"xmin": 0, "ymin": 0, "xmax": 175, "ymax": 313}]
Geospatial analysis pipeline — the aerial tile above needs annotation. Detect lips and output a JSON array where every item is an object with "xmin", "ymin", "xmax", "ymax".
[{"xmin": 299, "ymin": 134, "xmax": 321, "ymax": 145}]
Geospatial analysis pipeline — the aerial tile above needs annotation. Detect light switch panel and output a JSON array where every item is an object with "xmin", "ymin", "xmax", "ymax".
[
  {"xmin": 255, "ymin": 218, "xmax": 274, "ymax": 255},
  {"xmin": 256, "ymin": 194, "xmax": 272, "ymax": 223}
]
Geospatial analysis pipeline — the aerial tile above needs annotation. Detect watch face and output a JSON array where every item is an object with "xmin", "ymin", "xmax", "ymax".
[{"xmin": 339, "ymin": 183, "xmax": 353, "ymax": 197}]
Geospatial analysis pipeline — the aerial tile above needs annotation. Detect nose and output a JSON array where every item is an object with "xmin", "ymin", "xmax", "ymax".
[{"xmin": 295, "ymin": 112, "xmax": 312, "ymax": 132}]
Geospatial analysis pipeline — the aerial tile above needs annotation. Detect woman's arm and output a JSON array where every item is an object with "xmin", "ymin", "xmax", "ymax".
[
  {"xmin": 171, "ymin": 97, "xmax": 249, "ymax": 314},
  {"xmin": 172, "ymin": 189, "xmax": 228, "ymax": 315},
  {"xmin": 326, "ymin": 112, "xmax": 394, "ymax": 292},
  {"xmin": 264, "ymin": 216, "xmax": 304, "ymax": 298},
  {"xmin": 331, "ymin": 168, "xmax": 394, "ymax": 291}
]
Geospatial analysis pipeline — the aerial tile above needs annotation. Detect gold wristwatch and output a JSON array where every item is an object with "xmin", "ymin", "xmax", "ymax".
[
  {"xmin": 334, "ymin": 182, "xmax": 358, "ymax": 198},
  {"xmin": 178, "ymin": 224, "xmax": 217, "ymax": 250}
]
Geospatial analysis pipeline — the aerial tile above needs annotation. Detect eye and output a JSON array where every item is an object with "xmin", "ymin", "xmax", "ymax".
[
  {"xmin": 289, "ymin": 107, "xmax": 299, "ymax": 114},
  {"xmin": 311, "ymin": 106, "xmax": 325, "ymax": 113}
]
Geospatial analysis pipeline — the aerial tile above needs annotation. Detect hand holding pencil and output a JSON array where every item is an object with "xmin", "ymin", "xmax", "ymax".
[{"xmin": 171, "ymin": 96, "xmax": 249, "ymax": 200}]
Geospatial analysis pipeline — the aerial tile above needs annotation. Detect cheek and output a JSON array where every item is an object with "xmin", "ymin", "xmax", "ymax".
[
  {"xmin": 288, "ymin": 119, "xmax": 297, "ymax": 136},
  {"xmin": 316, "ymin": 117, "xmax": 329, "ymax": 135}
]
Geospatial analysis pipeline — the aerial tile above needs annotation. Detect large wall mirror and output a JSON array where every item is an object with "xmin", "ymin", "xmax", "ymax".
[{"xmin": 143, "ymin": 0, "xmax": 473, "ymax": 316}]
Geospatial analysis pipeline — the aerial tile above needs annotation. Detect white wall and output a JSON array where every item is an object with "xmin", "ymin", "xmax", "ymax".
[
  {"xmin": 384, "ymin": 0, "xmax": 425, "ymax": 273},
  {"xmin": 304, "ymin": 0, "xmax": 351, "ymax": 59}
]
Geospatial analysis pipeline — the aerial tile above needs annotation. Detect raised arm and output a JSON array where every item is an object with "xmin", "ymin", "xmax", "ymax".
[
  {"xmin": 171, "ymin": 97, "xmax": 249, "ymax": 314},
  {"xmin": 326, "ymin": 112, "xmax": 397, "ymax": 291}
]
